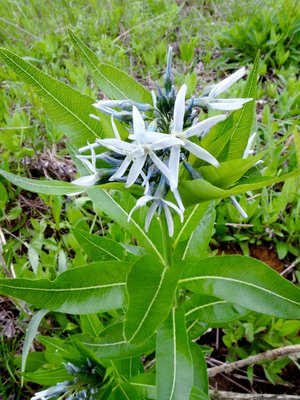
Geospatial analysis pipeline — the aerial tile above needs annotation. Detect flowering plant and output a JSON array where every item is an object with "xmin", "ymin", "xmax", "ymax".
[{"xmin": 0, "ymin": 33, "xmax": 300, "ymax": 400}]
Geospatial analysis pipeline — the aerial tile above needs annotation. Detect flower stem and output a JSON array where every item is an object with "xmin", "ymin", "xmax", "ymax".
[{"xmin": 160, "ymin": 215, "xmax": 173, "ymax": 268}]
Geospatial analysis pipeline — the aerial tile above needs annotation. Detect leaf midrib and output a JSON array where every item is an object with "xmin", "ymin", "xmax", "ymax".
[
  {"xmin": 0, "ymin": 49, "xmax": 98, "ymax": 138},
  {"xmin": 180, "ymin": 275, "xmax": 300, "ymax": 306}
]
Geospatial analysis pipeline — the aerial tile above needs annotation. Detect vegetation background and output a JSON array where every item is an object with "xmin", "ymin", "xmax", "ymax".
[{"xmin": 0, "ymin": 0, "xmax": 299, "ymax": 398}]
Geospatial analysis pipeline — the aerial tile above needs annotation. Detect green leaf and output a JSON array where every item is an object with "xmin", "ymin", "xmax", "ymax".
[
  {"xmin": 72, "ymin": 228, "xmax": 126, "ymax": 261},
  {"xmin": 69, "ymin": 30, "xmax": 152, "ymax": 104},
  {"xmin": 190, "ymin": 343, "xmax": 209, "ymax": 396},
  {"xmin": 74, "ymin": 323, "xmax": 155, "ymax": 359},
  {"xmin": 130, "ymin": 374, "xmax": 156, "ymax": 400},
  {"xmin": 180, "ymin": 255, "xmax": 300, "ymax": 319},
  {"xmin": 0, "ymin": 261, "xmax": 130, "ymax": 314},
  {"xmin": 23, "ymin": 367, "xmax": 72, "ymax": 385},
  {"xmin": 88, "ymin": 188, "xmax": 164, "ymax": 263},
  {"xmin": 199, "ymin": 153, "xmax": 263, "ymax": 188},
  {"xmin": 108, "ymin": 382, "xmax": 141, "ymax": 400},
  {"xmin": 173, "ymin": 202, "xmax": 211, "ymax": 249},
  {"xmin": 179, "ymin": 202, "xmax": 215, "ymax": 261},
  {"xmin": 180, "ymin": 167, "xmax": 300, "ymax": 205},
  {"xmin": 0, "ymin": 48, "xmax": 103, "ymax": 149},
  {"xmin": 38, "ymin": 336, "xmax": 81, "ymax": 363},
  {"xmin": 80, "ymin": 314, "xmax": 104, "ymax": 337},
  {"xmin": 190, "ymin": 387, "xmax": 210, "ymax": 400},
  {"xmin": 226, "ymin": 53, "xmax": 260, "ymax": 160},
  {"xmin": 156, "ymin": 307, "xmax": 193, "ymax": 400},
  {"xmin": 124, "ymin": 256, "xmax": 181, "ymax": 344},
  {"xmin": 184, "ymin": 294, "xmax": 248, "ymax": 325},
  {"xmin": 21, "ymin": 309, "xmax": 48, "ymax": 385},
  {"xmin": 0, "ymin": 169, "xmax": 88, "ymax": 195}
]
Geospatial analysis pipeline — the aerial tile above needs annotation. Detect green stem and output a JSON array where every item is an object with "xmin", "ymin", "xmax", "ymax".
[{"xmin": 160, "ymin": 215, "xmax": 173, "ymax": 268}]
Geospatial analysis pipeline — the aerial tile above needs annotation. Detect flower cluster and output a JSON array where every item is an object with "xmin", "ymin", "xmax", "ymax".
[{"xmin": 72, "ymin": 48, "xmax": 252, "ymax": 236}]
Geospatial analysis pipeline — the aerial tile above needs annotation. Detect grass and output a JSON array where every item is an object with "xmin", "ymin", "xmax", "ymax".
[{"xmin": 0, "ymin": 0, "xmax": 299, "ymax": 397}]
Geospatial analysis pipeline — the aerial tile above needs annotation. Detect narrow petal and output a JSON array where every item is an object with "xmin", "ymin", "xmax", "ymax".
[
  {"xmin": 77, "ymin": 157, "xmax": 94, "ymax": 174},
  {"xmin": 78, "ymin": 142, "xmax": 100, "ymax": 153},
  {"xmin": 148, "ymin": 151, "xmax": 177, "ymax": 190},
  {"xmin": 163, "ymin": 203, "xmax": 174, "ymax": 236},
  {"xmin": 111, "ymin": 115, "xmax": 121, "ymax": 139},
  {"xmin": 184, "ymin": 140, "xmax": 219, "ymax": 167},
  {"xmin": 145, "ymin": 201, "xmax": 160, "ymax": 231},
  {"xmin": 208, "ymin": 98, "xmax": 252, "ymax": 111},
  {"xmin": 126, "ymin": 155, "xmax": 147, "ymax": 187},
  {"xmin": 243, "ymin": 132, "xmax": 257, "ymax": 159},
  {"xmin": 173, "ymin": 84, "xmax": 187, "ymax": 132},
  {"xmin": 209, "ymin": 67, "xmax": 246, "ymax": 98},
  {"xmin": 150, "ymin": 137, "xmax": 183, "ymax": 151},
  {"xmin": 71, "ymin": 174, "xmax": 99, "ymax": 187},
  {"xmin": 97, "ymin": 138, "xmax": 134, "ymax": 153},
  {"xmin": 132, "ymin": 105, "xmax": 146, "ymax": 136},
  {"xmin": 172, "ymin": 188, "xmax": 185, "ymax": 212},
  {"xmin": 128, "ymin": 195, "xmax": 154, "ymax": 221},
  {"xmin": 169, "ymin": 145, "xmax": 181, "ymax": 189},
  {"xmin": 110, "ymin": 156, "xmax": 131, "ymax": 180},
  {"xmin": 184, "ymin": 115, "xmax": 226, "ymax": 138},
  {"xmin": 230, "ymin": 196, "xmax": 248, "ymax": 218},
  {"xmin": 163, "ymin": 199, "xmax": 184, "ymax": 222}
]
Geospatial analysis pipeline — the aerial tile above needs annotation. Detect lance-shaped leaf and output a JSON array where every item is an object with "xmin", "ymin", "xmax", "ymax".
[
  {"xmin": 0, "ymin": 48, "xmax": 104, "ymax": 149},
  {"xmin": 156, "ymin": 307, "xmax": 193, "ymax": 400},
  {"xmin": 22, "ymin": 309, "xmax": 48, "ymax": 385},
  {"xmin": 88, "ymin": 188, "xmax": 164, "ymax": 263},
  {"xmin": 130, "ymin": 374, "xmax": 156, "ymax": 400},
  {"xmin": 0, "ymin": 170, "xmax": 88, "ymax": 195},
  {"xmin": 73, "ymin": 323, "xmax": 155, "ymax": 359},
  {"xmin": 225, "ymin": 52, "xmax": 260, "ymax": 160},
  {"xmin": 180, "ymin": 255, "xmax": 300, "ymax": 319},
  {"xmin": 198, "ymin": 153, "xmax": 264, "ymax": 189},
  {"xmin": 69, "ymin": 30, "xmax": 152, "ymax": 104},
  {"xmin": 0, "ymin": 261, "xmax": 130, "ymax": 314},
  {"xmin": 180, "ymin": 167, "xmax": 300, "ymax": 205},
  {"xmin": 178, "ymin": 202, "xmax": 216, "ymax": 261},
  {"xmin": 71, "ymin": 228, "xmax": 126, "ymax": 261},
  {"xmin": 190, "ymin": 342, "xmax": 209, "ymax": 397},
  {"xmin": 184, "ymin": 294, "xmax": 248, "ymax": 325},
  {"xmin": 109, "ymin": 382, "xmax": 141, "ymax": 400},
  {"xmin": 124, "ymin": 256, "xmax": 181, "ymax": 344},
  {"xmin": 23, "ymin": 368, "xmax": 72, "ymax": 386}
]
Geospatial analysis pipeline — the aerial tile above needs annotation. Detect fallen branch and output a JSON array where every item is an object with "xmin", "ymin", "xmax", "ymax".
[
  {"xmin": 209, "ymin": 390, "xmax": 300, "ymax": 399},
  {"xmin": 208, "ymin": 344, "xmax": 300, "ymax": 378}
]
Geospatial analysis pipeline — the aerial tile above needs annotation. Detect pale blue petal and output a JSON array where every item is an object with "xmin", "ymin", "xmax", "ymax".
[
  {"xmin": 184, "ymin": 115, "xmax": 226, "ymax": 138},
  {"xmin": 184, "ymin": 140, "xmax": 219, "ymax": 167},
  {"xmin": 163, "ymin": 203, "xmax": 174, "ymax": 236},
  {"xmin": 97, "ymin": 138, "xmax": 134, "ymax": 153},
  {"xmin": 173, "ymin": 84, "xmax": 187, "ymax": 132},
  {"xmin": 72, "ymin": 174, "xmax": 99, "ymax": 186},
  {"xmin": 128, "ymin": 195, "xmax": 154, "ymax": 221},
  {"xmin": 230, "ymin": 196, "xmax": 248, "ymax": 218},
  {"xmin": 150, "ymin": 137, "xmax": 183, "ymax": 151},
  {"xmin": 110, "ymin": 156, "xmax": 131, "ymax": 180},
  {"xmin": 148, "ymin": 150, "xmax": 177, "ymax": 190},
  {"xmin": 126, "ymin": 155, "xmax": 147, "ymax": 187},
  {"xmin": 169, "ymin": 145, "xmax": 180, "ymax": 189},
  {"xmin": 243, "ymin": 132, "xmax": 257, "ymax": 159},
  {"xmin": 209, "ymin": 67, "xmax": 246, "ymax": 98},
  {"xmin": 132, "ymin": 105, "xmax": 146, "ymax": 136},
  {"xmin": 172, "ymin": 188, "xmax": 185, "ymax": 212},
  {"xmin": 208, "ymin": 98, "xmax": 252, "ymax": 111},
  {"xmin": 162, "ymin": 199, "xmax": 184, "ymax": 222},
  {"xmin": 111, "ymin": 115, "xmax": 121, "ymax": 139},
  {"xmin": 145, "ymin": 201, "xmax": 160, "ymax": 231}
]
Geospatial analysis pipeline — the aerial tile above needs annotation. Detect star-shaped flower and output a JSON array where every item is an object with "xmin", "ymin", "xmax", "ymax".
[
  {"xmin": 194, "ymin": 67, "xmax": 252, "ymax": 111},
  {"xmin": 96, "ymin": 106, "xmax": 183, "ymax": 189},
  {"xmin": 128, "ymin": 193, "xmax": 184, "ymax": 237}
]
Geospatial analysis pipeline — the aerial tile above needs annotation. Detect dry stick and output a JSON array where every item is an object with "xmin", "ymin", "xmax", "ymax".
[
  {"xmin": 208, "ymin": 344, "xmax": 300, "ymax": 378},
  {"xmin": 209, "ymin": 390, "xmax": 300, "ymax": 400}
]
